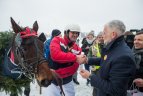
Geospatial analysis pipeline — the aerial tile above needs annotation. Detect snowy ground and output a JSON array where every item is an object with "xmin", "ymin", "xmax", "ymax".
[
  {"xmin": 0, "ymin": 66, "xmax": 93, "ymax": 96},
  {"xmin": 75, "ymin": 73, "xmax": 93, "ymax": 96}
]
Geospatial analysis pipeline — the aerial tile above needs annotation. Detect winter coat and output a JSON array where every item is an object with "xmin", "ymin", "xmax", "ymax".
[
  {"xmin": 50, "ymin": 36, "xmax": 81, "ymax": 84},
  {"xmin": 133, "ymin": 48, "xmax": 143, "ymax": 78},
  {"xmin": 88, "ymin": 36, "xmax": 136, "ymax": 96},
  {"xmin": 81, "ymin": 39, "xmax": 92, "ymax": 55},
  {"xmin": 88, "ymin": 43, "xmax": 102, "ymax": 71},
  {"xmin": 132, "ymin": 48, "xmax": 143, "ymax": 91},
  {"xmin": 44, "ymin": 38, "xmax": 52, "ymax": 60}
]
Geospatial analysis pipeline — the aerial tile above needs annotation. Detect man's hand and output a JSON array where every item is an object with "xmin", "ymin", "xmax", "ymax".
[
  {"xmin": 133, "ymin": 78, "xmax": 143, "ymax": 87},
  {"xmin": 79, "ymin": 69, "xmax": 90, "ymax": 79},
  {"xmin": 76, "ymin": 54, "xmax": 87, "ymax": 64}
]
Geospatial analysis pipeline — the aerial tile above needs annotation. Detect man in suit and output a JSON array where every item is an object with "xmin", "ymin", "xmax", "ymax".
[{"xmin": 80, "ymin": 20, "xmax": 136, "ymax": 96}]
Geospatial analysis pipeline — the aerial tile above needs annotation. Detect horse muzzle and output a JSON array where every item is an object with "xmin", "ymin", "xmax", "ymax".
[{"xmin": 38, "ymin": 79, "xmax": 52, "ymax": 87}]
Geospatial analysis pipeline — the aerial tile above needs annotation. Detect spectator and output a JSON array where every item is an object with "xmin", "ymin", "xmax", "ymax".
[
  {"xmin": 87, "ymin": 32, "xmax": 104, "ymax": 96},
  {"xmin": 132, "ymin": 32, "xmax": 143, "ymax": 89},
  {"xmin": 44, "ymin": 29, "xmax": 62, "ymax": 69},
  {"xmin": 43, "ymin": 24, "xmax": 86, "ymax": 96},
  {"xmin": 81, "ymin": 30, "xmax": 95, "ymax": 85},
  {"xmin": 44, "ymin": 29, "xmax": 61, "ymax": 60},
  {"xmin": 124, "ymin": 31, "xmax": 134, "ymax": 49},
  {"xmin": 80, "ymin": 20, "xmax": 136, "ymax": 96}
]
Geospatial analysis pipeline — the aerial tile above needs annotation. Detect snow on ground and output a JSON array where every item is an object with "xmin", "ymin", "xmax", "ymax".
[
  {"xmin": 0, "ymin": 67, "xmax": 93, "ymax": 96},
  {"xmin": 75, "ymin": 73, "xmax": 93, "ymax": 96}
]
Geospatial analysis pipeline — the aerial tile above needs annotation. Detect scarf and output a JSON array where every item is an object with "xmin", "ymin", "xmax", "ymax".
[{"xmin": 133, "ymin": 48, "xmax": 143, "ymax": 69}]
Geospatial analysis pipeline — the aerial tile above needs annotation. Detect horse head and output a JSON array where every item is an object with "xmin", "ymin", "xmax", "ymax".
[{"xmin": 10, "ymin": 17, "xmax": 55, "ymax": 87}]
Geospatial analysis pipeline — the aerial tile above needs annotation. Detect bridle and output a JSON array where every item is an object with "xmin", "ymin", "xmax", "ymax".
[
  {"xmin": 12, "ymin": 27, "xmax": 65, "ymax": 96},
  {"xmin": 13, "ymin": 28, "xmax": 47, "ymax": 80}
]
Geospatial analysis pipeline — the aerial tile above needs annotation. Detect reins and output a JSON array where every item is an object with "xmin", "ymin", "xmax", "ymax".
[{"xmin": 12, "ymin": 31, "xmax": 65, "ymax": 96}]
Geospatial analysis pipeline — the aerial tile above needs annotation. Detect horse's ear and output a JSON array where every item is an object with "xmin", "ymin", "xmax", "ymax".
[
  {"xmin": 33, "ymin": 21, "xmax": 39, "ymax": 32},
  {"xmin": 10, "ymin": 17, "xmax": 23, "ymax": 33},
  {"xmin": 38, "ymin": 32, "xmax": 46, "ymax": 42}
]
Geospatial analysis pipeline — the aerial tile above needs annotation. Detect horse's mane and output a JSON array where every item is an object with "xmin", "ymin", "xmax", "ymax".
[{"xmin": 11, "ymin": 34, "xmax": 17, "ymax": 52}]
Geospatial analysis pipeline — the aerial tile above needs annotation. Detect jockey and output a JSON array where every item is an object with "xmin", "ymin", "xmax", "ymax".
[{"xmin": 43, "ymin": 24, "xmax": 85, "ymax": 96}]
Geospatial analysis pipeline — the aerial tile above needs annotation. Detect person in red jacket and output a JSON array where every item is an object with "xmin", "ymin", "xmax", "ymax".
[{"xmin": 43, "ymin": 24, "xmax": 86, "ymax": 96}]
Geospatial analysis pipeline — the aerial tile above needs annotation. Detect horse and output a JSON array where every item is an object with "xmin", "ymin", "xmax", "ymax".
[{"xmin": 1, "ymin": 17, "xmax": 64, "ymax": 96}]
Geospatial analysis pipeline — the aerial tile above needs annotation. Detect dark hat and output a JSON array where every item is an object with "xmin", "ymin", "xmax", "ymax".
[{"xmin": 52, "ymin": 29, "xmax": 61, "ymax": 37}]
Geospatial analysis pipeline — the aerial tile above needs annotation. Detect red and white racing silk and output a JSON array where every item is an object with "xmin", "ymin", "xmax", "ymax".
[{"xmin": 50, "ymin": 36, "xmax": 81, "ymax": 78}]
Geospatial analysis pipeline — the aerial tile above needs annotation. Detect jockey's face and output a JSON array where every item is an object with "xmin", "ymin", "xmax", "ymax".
[{"xmin": 68, "ymin": 31, "xmax": 79, "ymax": 42}]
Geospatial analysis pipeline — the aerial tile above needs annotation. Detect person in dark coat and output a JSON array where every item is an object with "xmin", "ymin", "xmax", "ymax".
[
  {"xmin": 81, "ymin": 31, "xmax": 95, "ymax": 85},
  {"xmin": 80, "ymin": 20, "xmax": 136, "ymax": 96},
  {"xmin": 132, "ymin": 32, "xmax": 143, "ymax": 91}
]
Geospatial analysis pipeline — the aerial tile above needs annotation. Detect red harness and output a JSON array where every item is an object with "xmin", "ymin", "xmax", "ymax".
[
  {"xmin": 10, "ymin": 27, "xmax": 37, "ymax": 62},
  {"xmin": 20, "ymin": 27, "xmax": 37, "ymax": 38}
]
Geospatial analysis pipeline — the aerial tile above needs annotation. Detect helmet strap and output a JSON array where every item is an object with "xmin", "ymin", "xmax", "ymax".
[{"xmin": 65, "ymin": 30, "xmax": 70, "ymax": 40}]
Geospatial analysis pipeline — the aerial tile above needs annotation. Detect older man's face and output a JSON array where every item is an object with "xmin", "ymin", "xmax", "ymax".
[
  {"xmin": 103, "ymin": 25, "xmax": 113, "ymax": 45},
  {"xmin": 134, "ymin": 34, "xmax": 143, "ymax": 49}
]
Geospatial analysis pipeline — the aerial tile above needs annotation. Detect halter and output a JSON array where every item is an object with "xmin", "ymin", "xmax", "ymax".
[{"xmin": 14, "ymin": 27, "xmax": 47, "ymax": 80}]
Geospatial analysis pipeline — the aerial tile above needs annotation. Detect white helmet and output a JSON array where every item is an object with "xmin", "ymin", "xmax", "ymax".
[{"xmin": 65, "ymin": 24, "xmax": 80, "ymax": 33}]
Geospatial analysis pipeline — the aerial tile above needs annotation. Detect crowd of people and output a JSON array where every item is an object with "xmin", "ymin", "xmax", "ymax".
[{"xmin": 42, "ymin": 20, "xmax": 143, "ymax": 96}]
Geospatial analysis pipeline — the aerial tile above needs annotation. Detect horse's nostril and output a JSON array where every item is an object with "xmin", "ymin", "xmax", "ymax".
[{"xmin": 41, "ymin": 79, "xmax": 51, "ymax": 87}]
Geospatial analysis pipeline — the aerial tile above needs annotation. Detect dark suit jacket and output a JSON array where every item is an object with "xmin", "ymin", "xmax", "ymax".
[{"xmin": 88, "ymin": 36, "xmax": 136, "ymax": 96}]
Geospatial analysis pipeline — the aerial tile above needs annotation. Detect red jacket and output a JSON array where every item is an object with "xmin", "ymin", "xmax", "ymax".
[{"xmin": 50, "ymin": 36, "xmax": 81, "ymax": 78}]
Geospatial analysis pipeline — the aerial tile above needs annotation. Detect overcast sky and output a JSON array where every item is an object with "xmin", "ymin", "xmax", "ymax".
[{"xmin": 0, "ymin": 0, "xmax": 143, "ymax": 35}]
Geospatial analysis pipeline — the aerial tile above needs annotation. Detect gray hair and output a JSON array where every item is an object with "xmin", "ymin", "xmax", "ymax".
[
  {"xmin": 97, "ymin": 31, "xmax": 103, "ymax": 37},
  {"xmin": 107, "ymin": 20, "xmax": 126, "ymax": 36}
]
